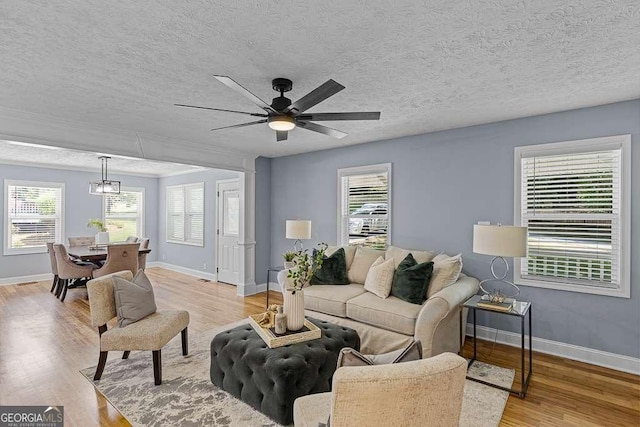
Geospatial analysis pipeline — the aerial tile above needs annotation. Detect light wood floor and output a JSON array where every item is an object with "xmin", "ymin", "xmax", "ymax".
[{"xmin": 0, "ymin": 267, "xmax": 638, "ymax": 426}]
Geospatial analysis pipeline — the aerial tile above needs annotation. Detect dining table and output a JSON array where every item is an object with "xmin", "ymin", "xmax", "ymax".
[{"xmin": 67, "ymin": 244, "xmax": 151, "ymax": 265}]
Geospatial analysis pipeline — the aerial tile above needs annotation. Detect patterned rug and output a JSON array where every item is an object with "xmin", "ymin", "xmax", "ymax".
[{"xmin": 81, "ymin": 321, "xmax": 514, "ymax": 426}]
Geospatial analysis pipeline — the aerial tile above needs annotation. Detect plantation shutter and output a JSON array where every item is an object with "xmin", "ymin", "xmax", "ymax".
[
  {"xmin": 7, "ymin": 182, "xmax": 63, "ymax": 253},
  {"xmin": 339, "ymin": 164, "xmax": 390, "ymax": 249},
  {"xmin": 185, "ymin": 184, "xmax": 204, "ymax": 245},
  {"xmin": 520, "ymin": 148, "xmax": 621, "ymax": 288},
  {"xmin": 166, "ymin": 186, "xmax": 185, "ymax": 242}
]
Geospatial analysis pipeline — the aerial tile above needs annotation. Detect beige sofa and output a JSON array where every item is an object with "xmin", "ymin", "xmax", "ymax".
[{"xmin": 277, "ymin": 245, "xmax": 479, "ymax": 357}]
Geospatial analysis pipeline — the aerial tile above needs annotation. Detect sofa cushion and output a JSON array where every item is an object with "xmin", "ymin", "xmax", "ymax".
[
  {"xmin": 346, "ymin": 292, "xmax": 423, "ymax": 335},
  {"xmin": 326, "ymin": 245, "xmax": 357, "ymax": 270},
  {"xmin": 385, "ymin": 245, "xmax": 435, "ymax": 268},
  {"xmin": 391, "ymin": 254, "xmax": 434, "ymax": 305},
  {"xmin": 364, "ymin": 256, "xmax": 395, "ymax": 298},
  {"xmin": 304, "ymin": 284, "xmax": 367, "ymax": 317},
  {"xmin": 310, "ymin": 247, "xmax": 349, "ymax": 285},
  {"xmin": 347, "ymin": 247, "xmax": 385, "ymax": 284},
  {"xmin": 428, "ymin": 253, "xmax": 463, "ymax": 298}
]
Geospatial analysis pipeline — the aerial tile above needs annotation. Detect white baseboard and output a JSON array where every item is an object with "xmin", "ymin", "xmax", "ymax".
[
  {"xmin": 149, "ymin": 262, "xmax": 218, "ymax": 282},
  {"xmin": 0, "ymin": 272, "xmax": 53, "ymax": 286},
  {"xmin": 466, "ymin": 323, "xmax": 640, "ymax": 375}
]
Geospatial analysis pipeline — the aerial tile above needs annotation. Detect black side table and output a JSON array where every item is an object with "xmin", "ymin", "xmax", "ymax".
[
  {"xmin": 463, "ymin": 294, "xmax": 532, "ymax": 398},
  {"xmin": 266, "ymin": 266, "xmax": 284, "ymax": 309}
]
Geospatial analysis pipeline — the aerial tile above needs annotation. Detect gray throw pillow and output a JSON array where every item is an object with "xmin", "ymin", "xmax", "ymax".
[
  {"xmin": 113, "ymin": 270, "xmax": 157, "ymax": 327},
  {"xmin": 336, "ymin": 340, "xmax": 422, "ymax": 367}
]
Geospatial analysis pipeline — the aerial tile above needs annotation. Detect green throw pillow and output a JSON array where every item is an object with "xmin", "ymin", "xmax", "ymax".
[
  {"xmin": 310, "ymin": 248, "xmax": 349, "ymax": 285},
  {"xmin": 391, "ymin": 253, "xmax": 434, "ymax": 304}
]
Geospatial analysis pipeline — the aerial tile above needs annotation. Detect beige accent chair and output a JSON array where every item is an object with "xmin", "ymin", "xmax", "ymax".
[
  {"xmin": 86, "ymin": 271, "xmax": 190, "ymax": 385},
  {"xmin": 46, "ymin": 242, "xmax": 59, "ymax": 294},
  {"xmin": 53, "ymin": 244, "xmax": 95, "ymax": 301},
  {"xmin": 92, "ymin": 243, "xmax": 140, "ymax": 278},
  {"xmin": 138, "ymin": 238, "xmax": 150, "ymax": 270},
  {"xmin": 68, "ymin": 236, "xmax": 95, "ymax": 246},
  {"xmin": 294, "ymin": 352, "xmax": 467, "ymax": 427}
]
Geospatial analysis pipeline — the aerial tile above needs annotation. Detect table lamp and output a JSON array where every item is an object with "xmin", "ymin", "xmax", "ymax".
[
  {"xmin": 286, "ymin": 220, "xmax": 312, "ymax": 252},
  {"xmin": 473, "ymin": 224, "xmax": 527, "ymax": 302}
]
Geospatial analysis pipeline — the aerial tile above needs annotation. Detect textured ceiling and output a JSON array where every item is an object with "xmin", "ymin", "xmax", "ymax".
[
  {"xmin": 0, "ymin": 140, "xmax": 205, "ymax": 177},
  {"xmin": 0, "ymin": 0, "xmax": 638, "ymax": 158}
]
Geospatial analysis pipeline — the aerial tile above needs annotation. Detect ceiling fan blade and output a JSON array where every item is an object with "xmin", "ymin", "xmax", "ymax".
[
  {"xmin": 285, "ymin": 80, "xmax": 345, "ymax": 115},
  {"xmin": 296, "ymin": 112, "xmax": 380, "ymax": 121},
  {"xmin": 297, "ymin": 121, "xmax": 348, "ymax": 139},
  {"xmin": 175, "ymin": 104, "xmax": 268, "ymax": 117},
  {"xmin": 276, "ymin": 130, "xmax": 288, "ymax": 142},
  {"xmin": 210, "ymin": 119, "xmax": 267, "ymax": 131},
  {"xmin": 213, "ymin": 75, "xmax": 278, "ymax": 114}
]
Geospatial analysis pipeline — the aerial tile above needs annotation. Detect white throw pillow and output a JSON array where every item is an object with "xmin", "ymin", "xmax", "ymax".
[
  {"xmin": 364, "ymin": 256, "xmax": 395, "ymax": 298},
  {"xmin": 325, "ymin": 245, "xmax": 357, "ymax": 270},
  {"xmin": 427, "ymin": 253, "xmax": 463, "ymax": 298},
  {"xmin": 386, "ymin": 245, "xmax": 435, "ymax": 268},
  {"xmin": 348, "ymin": 247, "xmax": 385, "ymax": 284}
]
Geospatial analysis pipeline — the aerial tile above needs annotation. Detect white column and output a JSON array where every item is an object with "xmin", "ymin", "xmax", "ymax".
[{"xmin": 237, "ymin": 169, "xmax": 257, "ymax": 296}]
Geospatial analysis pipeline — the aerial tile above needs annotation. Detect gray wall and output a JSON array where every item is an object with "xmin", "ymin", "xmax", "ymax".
[
  {"xmin": 157, "ymin": 169, "xmax": 238, "ymax": 274},
  {"xmin": 255, "ymin": 156, "xmax": 272, "ymax": 285},
  {"xmin": 0, "ymin": 164, "xmax": 159, "ymax": 278},
  {"xmin": 269, "ymin": 99, "xmax": 640, "ymax": 358}
]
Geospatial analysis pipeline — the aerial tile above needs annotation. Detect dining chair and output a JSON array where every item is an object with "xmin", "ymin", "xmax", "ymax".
[
  {"xmin": 92, "ymin": 243, "xmax": 140, "ymax": 278},
  {"xmin": 53, "ymin": 244, "xmax": 96, "ymax": 301},
  {"xmin": 68, "ymin": 236, "xmax": 96, "ymax": 246},
  {"xmin": 46, "ymin": 242, "xmax": 59, "ymax": 294},
  {"xmin": 125, "ymin": 236, "xmax": 139, "ymax": 243},
  {"xmin": 138, "ymin": 238, "xmax": 150, "ymax": 271}
]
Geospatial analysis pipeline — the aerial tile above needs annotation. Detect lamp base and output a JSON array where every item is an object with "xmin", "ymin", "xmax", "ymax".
[{"xmin": 479, "ymin": 256, "xmax": 520, "ymax": 303}]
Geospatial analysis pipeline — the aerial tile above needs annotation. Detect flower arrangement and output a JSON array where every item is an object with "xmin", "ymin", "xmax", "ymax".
[{"xmin": 286, "ymin": 243, "xmax": 328, "ymax": 292}]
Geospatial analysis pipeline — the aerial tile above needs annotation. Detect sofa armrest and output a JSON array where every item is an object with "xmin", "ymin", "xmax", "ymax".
[{"xmin": 414, "ymin": 275, "xmax": 480, "ymax": 357}]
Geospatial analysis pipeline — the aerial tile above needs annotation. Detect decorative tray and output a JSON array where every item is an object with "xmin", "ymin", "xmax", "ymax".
[{"xmin": 248, "ymin": 314, "xmax": 321, "ymax": 348}]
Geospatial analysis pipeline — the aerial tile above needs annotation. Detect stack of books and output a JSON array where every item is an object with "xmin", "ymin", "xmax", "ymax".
[{"xmin": 477, "ymin": 297, "xmax": 515, "ymax": 312}]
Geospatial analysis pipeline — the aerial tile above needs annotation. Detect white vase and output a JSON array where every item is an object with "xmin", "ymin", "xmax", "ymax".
[
  {"xmin": 95, "ymin": 231, "xmax": 110, "ymax": 245},
  {"xmin": 283, "ymin": 288, "xmax": 305, "ymax": 331},
  {"xmin": 284, "ymin": 261, "xmax": 294, "ymax": 269}
]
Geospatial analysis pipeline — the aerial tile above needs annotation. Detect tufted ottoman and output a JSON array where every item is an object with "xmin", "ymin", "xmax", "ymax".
[{"xmin": 210, "ymin": 317, "xmax": 360, "ymax": 425}]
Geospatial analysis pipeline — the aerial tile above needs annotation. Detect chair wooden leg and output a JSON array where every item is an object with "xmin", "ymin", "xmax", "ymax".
[
  {"xmin": 152, "ymin": 350, "xmax": 162, "ymax": 385},
  {"xmin": 122, "ymin": 351, "xmax": 130, "ymax": 360},
  {"xmin": 181, "ymin": 328, "xmax": 188, "ymax": 356},
  {"xmin": 94, "ymin": 351, "xmax": 108, "ymax": 380},
  {"xmin": 55, "ymin": 278, "xmax": 63, "ymax": 298},
  {"xmin": 50, "ymin": 275, "xmax": 58, "ymax": 293},
  {"xmin": 60, "ymin": 279, "xmax": 69, "ymax": 302}
]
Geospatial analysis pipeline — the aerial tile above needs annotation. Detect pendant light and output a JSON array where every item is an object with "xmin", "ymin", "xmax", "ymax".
[{"xmin": 89, "ymin": 156, "xmax": 121, "ymax": 195}]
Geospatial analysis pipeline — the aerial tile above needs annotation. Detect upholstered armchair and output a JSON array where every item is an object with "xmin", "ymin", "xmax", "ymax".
[
  {"xmin": 46, "ymin": 242, "xmax": 59, "ymax": 294},
  {"xmin": 93, "ymin": 243, "xmax": 140, "ymax": 278},
  {"xmin": 86, "ymin": 271, "xmax": 190, "ymax": 385},
  {"xmin": 125, "ymin": 236, "xmax": 139, "ymax": 243},
  {"xmin": 293, "ymin": 352, "xmax": 467, "ymax": 427},
  {"xmin": 68, "ymin": 236, "xmax": 95, "ymax": 246},
  {"xmin": 53, "ymin": 244, "xmax": 96, "ymax": 301},
  {"xmin": 138, "ymin": 238, "xmax": 150, "ymax": 270}
]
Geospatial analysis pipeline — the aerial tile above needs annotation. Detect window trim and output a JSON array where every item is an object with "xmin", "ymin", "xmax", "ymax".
[
  {"xmin": 513, "ymin": 135, "xmax": 631, "ymax": 298},
  {"xmin": 165, "ymin": 182, "xmax": 205, "ymax": 247},
  {"xmin": 3, "ymin": 179, "xmax": 65, "ymax": 256},
  {"xmin": 102, "ymin": 186, "xmax": 145, "ymax": 242},
  {"xmin": 336, "ymin": 163, "xmax": 392, "ymax": 247}
]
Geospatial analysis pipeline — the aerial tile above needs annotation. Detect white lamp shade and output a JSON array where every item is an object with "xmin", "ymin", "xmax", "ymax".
[
  {"xmin": 473, "ymin": 224, "xmax": 527, "ymax": 257},
  {"xmin": 286, "ymin": 220, "xmax": 312, "ymax": 240}
]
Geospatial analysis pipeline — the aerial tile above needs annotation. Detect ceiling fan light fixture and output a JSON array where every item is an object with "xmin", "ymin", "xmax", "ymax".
[{"xmin": 268, "ymin": 115, "xmax": 295, "ymax": 131}]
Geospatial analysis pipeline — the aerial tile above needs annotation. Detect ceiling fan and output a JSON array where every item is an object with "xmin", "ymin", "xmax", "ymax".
[{"xmin": 176, "ymin": 76, "xmax": 381, "ymax": 142}]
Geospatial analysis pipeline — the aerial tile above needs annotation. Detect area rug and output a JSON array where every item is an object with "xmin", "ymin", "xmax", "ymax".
[{"xmin": 81, "ymin": 320, "xmax": 514, "ymax": 427}]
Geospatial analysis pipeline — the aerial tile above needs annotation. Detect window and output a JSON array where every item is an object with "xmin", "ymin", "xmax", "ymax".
[
  {"xmin": 103, "ymin": 188, "xmax": 144, "ymax": 242},
  {"xmin": 514, "ymin": 135, "xmax": 631, "ymax": 298},
  {"xmin": 338, "ymin": 164, "xmax": 391, "ymax": 249},
  {"xmin": 4, "ymin": 180, "xmax": 64, "ymax": 255},
  {"xmin": 166, "ymin": 182, "xmax": 204, "ymax": 246}
]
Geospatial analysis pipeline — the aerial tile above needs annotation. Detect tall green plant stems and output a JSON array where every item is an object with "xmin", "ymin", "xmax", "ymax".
[{"xmin": 286, "ymin": 243, "xmax": 328, "ymax": 292}]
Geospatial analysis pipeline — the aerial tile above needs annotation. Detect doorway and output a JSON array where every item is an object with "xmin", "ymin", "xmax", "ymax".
[{"xmin": 216, "ymin": 179, "xmax": 240, "ymax": 285}]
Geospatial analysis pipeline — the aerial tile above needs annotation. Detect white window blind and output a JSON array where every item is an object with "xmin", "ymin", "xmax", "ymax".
[
  {"xmin": 338, "ymin": 164, "xmax": 391, "ymax": 249},
  {"xmin": 515, "ymin": 136, "xmax": 631, "ymax": 297},
  {"xmin": 4, "ymin": 180, "xmax": 64, "ymax": 255},
  {"xmin": 104, "ymin": 188, "xmax": 144, "ymax": 242},
  {"xmin": 166, "ymin": 182, "xmax": 204, "ymax": 246}
]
